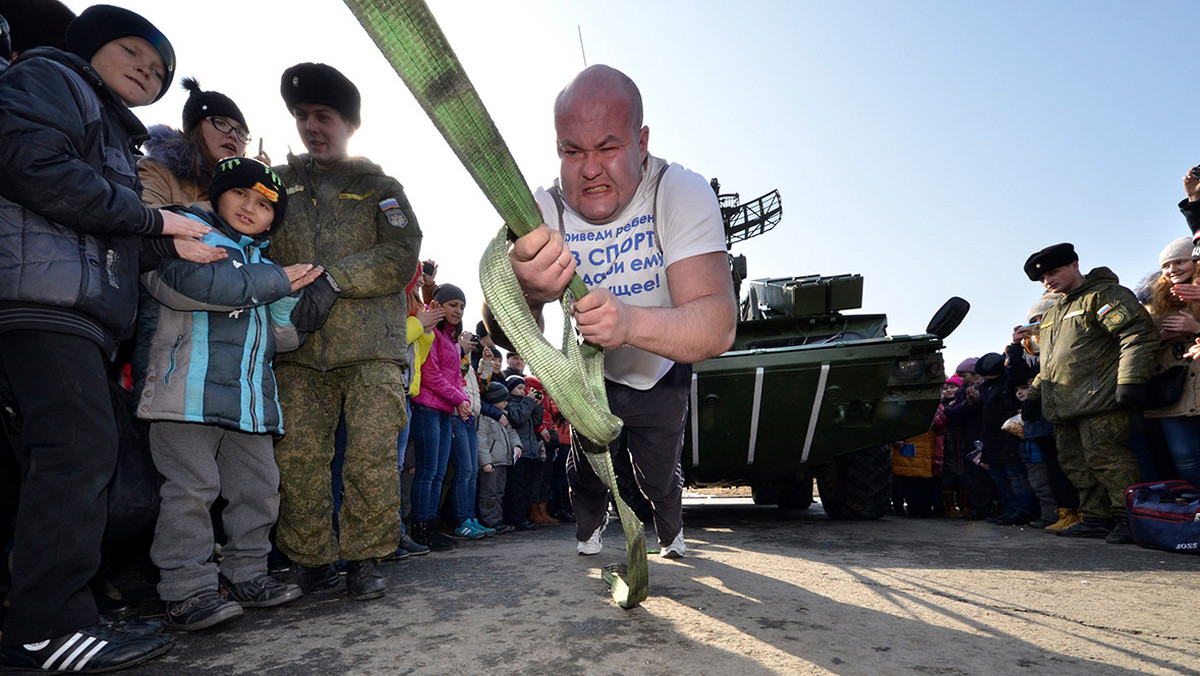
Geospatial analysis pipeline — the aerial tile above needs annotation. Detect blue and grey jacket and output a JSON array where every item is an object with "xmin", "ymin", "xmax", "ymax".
[
  {"xmin": 0, "ymin": 48, "xmax": 170, "ymax": 356},
  {"xmin": 135, "ymin": 207, "xmax": 299, "ymax": 435}
]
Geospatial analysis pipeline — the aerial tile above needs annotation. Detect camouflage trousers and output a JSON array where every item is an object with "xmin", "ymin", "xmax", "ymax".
[
  {"xmin": 1054, "ymin": 410, "xmax": 1141, "ymax": 522},
  {"xmin": 274, "ymin": 361, "xmax": 406, "ymax": 565}
]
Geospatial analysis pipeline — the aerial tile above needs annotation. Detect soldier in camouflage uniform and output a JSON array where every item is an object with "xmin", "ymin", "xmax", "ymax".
[
  {"xmin": 1022, "ymin": 243, "xmax": 1157, "ymax": 544},
  {"xmin": 270, "ymin": 63, "xmax": 421, "ymax": 600}
]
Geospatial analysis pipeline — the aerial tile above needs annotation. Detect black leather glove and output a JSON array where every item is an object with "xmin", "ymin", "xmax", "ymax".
[
  {"xmin": 1115, "ymin": 383, "xmax": 1149, "ymax": 411},
  {"xmin": 1020, "ymin": 396, "xmax": 1042, "ymax": 422},
  {"xmin": 291, "ymin": 270, "xmax": 341, "ymax": 334}
]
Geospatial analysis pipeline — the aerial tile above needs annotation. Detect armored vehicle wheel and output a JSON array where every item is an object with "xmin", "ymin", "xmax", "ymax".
[
  {"xmin": 816, "ymin": 444, "xmax": 892, "ymax": 520},
  {"xmin": 751, "ymin": 476, "xmax": 814, "ymax": 510}
]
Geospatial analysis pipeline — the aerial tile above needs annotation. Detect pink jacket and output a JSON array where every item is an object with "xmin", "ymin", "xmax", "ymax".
[{"xmin": 412, "ymin": 325, "xmax": 468, "ymax": 414}]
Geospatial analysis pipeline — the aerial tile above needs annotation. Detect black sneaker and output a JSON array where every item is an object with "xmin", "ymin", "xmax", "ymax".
[
  {"xmin": 220, "ymin": 574, "xmax": 302, "ymax": 608},
  {"xmin": 293, "ymin": 563, "xmax": 342, "ymax": 593},
  {"xmin": 1054, "ymin": 519, "xmax": 1113, "ymax": 539},
  {"xmin": 99, "ymin": 616, "xmax": 168, "ymax": 636},
  {"xmin": 398, "ymin": 532, "xmax": 430, "ymax": 556},
  {"xmin": 1105, "ymin": 520, "xmax": 1135, "ymax": 545},
  {"xmin": 346, "ymin": 559, "xmax": 388, "ymax": 601},
  {"xmin": 165, "ymin": 589, "xmax": 243, "ymax": 631},
  {"xmin": 0, "ymin": 623, "xmax": 173, "ymax": 672}
]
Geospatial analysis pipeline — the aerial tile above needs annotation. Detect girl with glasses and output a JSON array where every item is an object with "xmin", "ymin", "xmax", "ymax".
[{"xmin": 139, "ymin": 77, "xmax": 262, "ymax": 210}]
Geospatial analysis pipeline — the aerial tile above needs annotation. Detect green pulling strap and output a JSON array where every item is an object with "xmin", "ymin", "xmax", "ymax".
[{"xmin": 342, "ymin": 0, "xmax": 647, "ymax": 608}]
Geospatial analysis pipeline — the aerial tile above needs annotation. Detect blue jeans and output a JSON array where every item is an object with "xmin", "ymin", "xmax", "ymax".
[
  {"xmin": 449, "ymin": 416, "xmax": 479, "ymax": 525},
  {"xmin": 989, "ymin": 461, "xmax": 1036, "ymax": 516},
  {"xmin": 410, "ymin": 403, "xmax": 452, "ymax": 522},
  {"xmin": 396, "ymin": 398, "xmax": 412, "ymax": 528},
  {"xmin": 1156, "ymin": 416, "xmax": 1200, "ymax": 487}
]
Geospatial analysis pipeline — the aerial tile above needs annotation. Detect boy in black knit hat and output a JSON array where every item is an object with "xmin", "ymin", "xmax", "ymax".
[
  {"xmin": 136, "ymin": 157, "xmax": 326, "ymax": 631},
  {"xmin": 0, "ymin": 4, "xmax": 219, "ymax": 672}
]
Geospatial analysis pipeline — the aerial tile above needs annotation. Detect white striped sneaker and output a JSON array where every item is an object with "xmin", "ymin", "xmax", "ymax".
[
  {"xmin": 661, "ymin": 530, "xmax": 686, "ymax": 559},
  {"xmin": 577, "ymin": 521, "xmax": 606, "ymax": 555},
  {"xmin": 0, "ymin": 623, "xmax": 174, "ymax": 673}
]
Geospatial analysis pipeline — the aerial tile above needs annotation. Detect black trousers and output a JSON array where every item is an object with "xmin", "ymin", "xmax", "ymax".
[
  {"xmin": 567, "ymin": 362, "xmax": 690, "ymax": 547},
  {"xmin": 0, "ymin": 331, "xmax": 114, "ymax": 645}
]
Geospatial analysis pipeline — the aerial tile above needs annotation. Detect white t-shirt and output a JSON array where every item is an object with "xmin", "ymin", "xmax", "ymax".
[{"xmin": 534, "ymin": 155, "xmax": 727, "ymax": 390}]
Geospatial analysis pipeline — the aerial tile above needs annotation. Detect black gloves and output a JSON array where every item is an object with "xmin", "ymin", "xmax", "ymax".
[
  {"xmin": 1020, "ymin": 397, "xmax": 1042, "ymax": 422},
  {"xmin": 1115, "ymin": 384, "xmax": 1149, "ymax": 411},
  {"xmin": 291, "ymin": 270, "xmax": 341, "ymax": 334}
]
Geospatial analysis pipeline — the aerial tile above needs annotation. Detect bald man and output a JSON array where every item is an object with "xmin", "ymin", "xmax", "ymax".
[{"xmin": 509, "ymin": 65, "xmax": 736, "ymax": 559}]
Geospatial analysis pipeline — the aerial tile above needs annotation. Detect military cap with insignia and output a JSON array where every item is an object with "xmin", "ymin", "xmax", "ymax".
[{"xmin": 1024, "ymin": 243, "xmax": 1078, "ymax": 281}]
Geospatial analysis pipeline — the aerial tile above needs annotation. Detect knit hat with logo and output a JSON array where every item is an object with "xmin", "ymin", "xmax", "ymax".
[{"xmin": 209, "ymin": 157, "xmax": 288, "ymax": 230}]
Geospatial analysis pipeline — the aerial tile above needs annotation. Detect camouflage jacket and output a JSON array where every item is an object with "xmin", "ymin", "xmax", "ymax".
[
  {"xmin": 270, "ymin": 154, "xmax": 421, "ymax": 371},
  {"xmin": 1030, "ymin": 267, "xmax": 1157, "ymax": 422}
]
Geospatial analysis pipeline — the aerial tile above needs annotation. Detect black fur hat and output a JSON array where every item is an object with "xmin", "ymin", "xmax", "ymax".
[
  {"xmin": 280, "ymin": 62, "xmax": 361, "ymax": 127},
  {"xmin": 974, "ymin": 352, "xmax": 1006, "ymax": 378},
  {"xmin": 181, "ymin": 77, "xmax": 247, "ymax": 133},
  {"xmin": 1023, "ymin": 243, "xmax": 1078, "ymax": 282}
]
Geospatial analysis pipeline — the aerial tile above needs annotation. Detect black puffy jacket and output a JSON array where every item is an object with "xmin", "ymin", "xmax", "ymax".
[{"xmin": 0, "ymin": 48, "xmax": 165, "ymax": 354}]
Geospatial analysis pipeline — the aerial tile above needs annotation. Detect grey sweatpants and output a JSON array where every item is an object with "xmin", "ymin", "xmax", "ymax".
[
  {"xmin": 149, "ymin": 421, "xmax": 279, "ymax": 601},
  {"xmin": 476, "ymin": 464, "xmax": 507, "ymax": 527},
  {"xmin": 566, "ymin": 362, "xmax": 689, "ymax": 548}
]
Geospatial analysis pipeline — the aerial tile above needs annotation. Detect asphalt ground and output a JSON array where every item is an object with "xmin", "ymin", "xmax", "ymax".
[{"xmin": 110, "ymin": 496, "xmax": 1200, "ymax": 676}]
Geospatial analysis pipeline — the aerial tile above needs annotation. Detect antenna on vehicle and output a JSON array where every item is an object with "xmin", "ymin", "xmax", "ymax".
[{"xmin": 577, "ymin": 25, "xmax": 587, "ymax": 67}]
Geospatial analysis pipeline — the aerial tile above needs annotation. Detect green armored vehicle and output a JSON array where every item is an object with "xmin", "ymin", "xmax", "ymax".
[{"xmin": 682, "ymin": 183, "xmax": 967, "ymax": 519}]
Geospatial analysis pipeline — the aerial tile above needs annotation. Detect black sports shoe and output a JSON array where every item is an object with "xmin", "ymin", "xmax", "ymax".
[
  {"xmin": 293, "ymin": 563, "xmax": 342, "ymax": 593},
  {"xmin": 0, "ymin": 623, "xmax": 173, "ymax": 672},
  {"xmin": 346, "ymin": 559, "xmax": 388, "ymax": 601},
  {"xmin": 1055, "ymin": 519, "xmax": 1113, "ymax": 539},
  {"xmin": 99, "ymin": 617, "xmax": 168, "ymax": 636},
  {"xmin": 165, "ymin": 589, "xmax": 243, "ymax": 631},
  {"xmin": 220, "ymin": 574, "xmax": 302, "ymax": 608}
]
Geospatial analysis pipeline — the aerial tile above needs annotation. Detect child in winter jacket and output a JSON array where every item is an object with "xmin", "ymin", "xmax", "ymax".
[
  {"xmin": 136, "ymin": 158, "xmax": 324, "ymax": 631},
  {"xmin": 501, "ymin": 375, "xmax": 543, "ymax": 530},
  {"xmin": 477, "ymin": 382, "xmax": 522, "ymax": 532}
]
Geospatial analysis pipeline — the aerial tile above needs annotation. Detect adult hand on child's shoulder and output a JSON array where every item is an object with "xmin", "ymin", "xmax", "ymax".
[
  {"xmin": 174, "ymin": 236, "xmax": 227, "ymax": 264},
  {"xmin": 160, "ymin": 210, "xmax": 210, "ymax": 238}
]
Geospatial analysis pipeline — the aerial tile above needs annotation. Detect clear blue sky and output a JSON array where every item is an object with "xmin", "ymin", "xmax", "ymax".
[{"xmin": 60, "ymin": 1, "xmax": 1200, "ymax": 370}]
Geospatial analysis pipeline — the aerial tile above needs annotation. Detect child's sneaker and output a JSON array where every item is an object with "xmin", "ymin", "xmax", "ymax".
[
  {"xmin": 468, "ymin": 518, "xmax": 497, "ymax": 536},
  {"xmin": 398, "ymin": 532, "xmax": 430, "ymax": 556},
  {"xmin": 220, "ymin": 574, "xmax": 302, "ymax": 608},
  {"xmin": 165, "ymin": 589, "xmax": 243, "ymax": 631},
  {"xmin": 454, "ymin": 521, "xmax": 486, "ymax": 539}
]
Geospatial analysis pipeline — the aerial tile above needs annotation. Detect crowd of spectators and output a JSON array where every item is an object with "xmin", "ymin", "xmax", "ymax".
[
  {"xmin": 893, "ymin": 232, "xmax": 1200, "ymax": 545},
  {"xmin": 5, "ymin": 2, "xmax": 1200, "ymax": 673}
]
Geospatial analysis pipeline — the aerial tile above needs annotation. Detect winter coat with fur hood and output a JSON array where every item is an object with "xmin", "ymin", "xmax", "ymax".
[{"xmin": 138, "ymin": 124, "xmax": 211, "ymax": 210}]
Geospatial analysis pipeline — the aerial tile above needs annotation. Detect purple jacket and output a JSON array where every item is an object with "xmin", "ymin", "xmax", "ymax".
[{"xmin": 412, "ymin": 325, "xmax": 468, "ymax": 414}]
